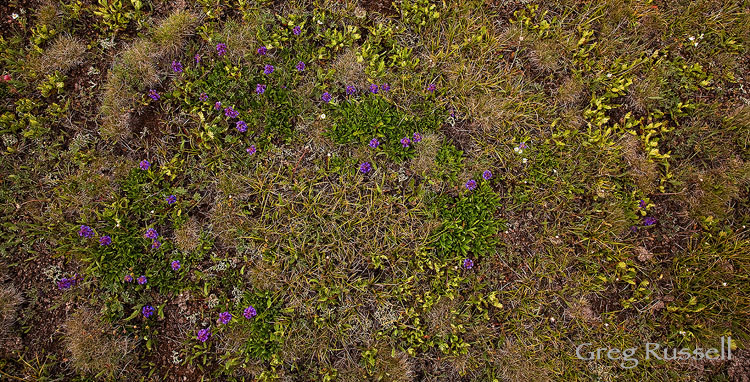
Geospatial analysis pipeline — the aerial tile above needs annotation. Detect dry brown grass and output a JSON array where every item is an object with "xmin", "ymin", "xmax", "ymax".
[
  {"xmin": 32, "ymin": 35, "xmax": 87, "ymax": 76},
  {"xmin": 0, "ymin": 284, "xmax": 23, "ymax": 356},
  {"xmin": 64, "ymin": 307, "xmax": 135, "ymax": 378}
]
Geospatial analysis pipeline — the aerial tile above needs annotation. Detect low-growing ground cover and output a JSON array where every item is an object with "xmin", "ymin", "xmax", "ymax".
[{"xmin": 0, "ymin": 0, "xmax": 748, "ymax": 380}]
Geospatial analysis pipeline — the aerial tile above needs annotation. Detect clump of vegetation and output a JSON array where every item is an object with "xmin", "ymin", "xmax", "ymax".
[{"xmin": 64, "ymin": 307, "xmax": 135, "ymax": 378}]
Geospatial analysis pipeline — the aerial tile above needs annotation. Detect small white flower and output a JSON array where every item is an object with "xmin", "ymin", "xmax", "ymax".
[
  {"xmin": 150, "ymin": 210, "xmax": 154, "ymax": 214},
  {"xmin": 689, "ymin": 36, "xmax": 695, "ymax": 41},
  {"xmin": 722, "ymin": 282, "xmax": 727, "ymax": 286},
  {"xmin": 699, "ymin": 33, "xmax": 704, "ymax": 39},
  {"xmin": 317, "ymin": 20, "xmax": 323, "ymax": 25},
  {"xmin": 514, "ymin": 147, "xmax": 520, "ymax": 153},
  {"xmin": 606, "ymin": 73, "xmax": 612, "ymax": 78},
  {"xmin": 11, "ymin": 13, "xmax": 19, "ymax": 19},
  {"xmin": 320, "ymin": 113, "xmax": 326, "ymax": 119},
  {"xmin": 522, "ymin": 158, "xmax": 528, "ymax": 164}
]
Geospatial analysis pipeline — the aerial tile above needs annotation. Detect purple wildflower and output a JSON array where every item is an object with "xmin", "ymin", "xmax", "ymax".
[
  {"xmin": 369, "ymin": 138, "xmax": 380, "ymax": 148},
  {"xmin": 256, "ymin": 83, "xmax": 266, "ymax": 94},
  {"xmin": 246, "ymin": 145, "xmax": 257, "ymax": 155},
  {"xmin": 400, "ymin": 137, "xmax": 410, "ymax": 148},
  {"xmin": 99, "ymin": 235, "xmax": 112, "ymax": 246},
  {"xmin": 427, "ymin": 83, "xmax": 437, "ymax": 92},
  {"xmin": 171, "ymin": 260, "xmax": 181, "ymax": 271},
  {"xmin": 483, "ymin": 170, "xmax": 493, "ymax": 180},
  {"xmin": 78, "ymin": 225, "xmax": 94, "ymax": 238},
  {"xmin": 257, "ymin": 46, "xmax": 267, "ymax": 55},
  {"xmin": 124, "ymin": 274, "xmax": 133, "ymax": 283},
  {"xmin": 195, "ymin": 54, "xmax": 201, "ymax": 64},
  {"xmin": 369, "ymin": 83, "xmax": 379, "ymax": 94},
  {"xmin": 296, "ymin": 61, "xmax": 305, "ymax": 72},
  {"xmin": 214, "ymin": 101, "xmax": 222, "ymax": 110},
  {"xmin": 197, "ymin": 328, "xmax": 211, "ymax": 342},
  {"xmin": 151, "ymin": 240, "xmax": 161, "ymax": 250},
  {"xmin": 218, "ymin": 311, "xmax": 232, "ymax": 325},
  {"xmin": 144, "ymin": 228, "xmax": 158, "ymax": 240},
  {"xmin": 519, "ymin": 142, "xmax": 528, "ymax": 150},
  {"xmin": 216, "ymin": 43, "xmax": 227, "ymax": 56},
  {"xmin": 462, "ymin": 258, "xmax": 474, "ymax": 269},
  {"xmin": 142, "ymin": 305, "xmax": 154, "ymax": 318},
  {"xmin": 638, "ymin": 199, "xmax": 646, "ymax": 209},
  {"xmin": 243, "ymin": 306, "xmax": 257, "ymax": 319},
  {"xmin": 236, "ymin": 120, "xmax": 248, "ymax": 133},
  {"xmin": 293, "ymin": 26, "xmax": 301, "ymax": 35},
  {"xmin": 57, "ymin": 275, "xmax": 79, "ymax": 290},
  {"xmin": 360, "ymin": 162, "xmax": 372, "ymax": 174},
  {"xmin": 644, "ymin": 217, "xmax": 657, "ymax": 226},
  {"xmin": 171, "ymin": 60, "xmax": 183, "ymax": 73},
  {"xmin": 346, "ymin": 85, "xmax": 357, "ymax": 96},
  {"xmin": 199, "ymin": 92, "xmax": 208, "ymax": 102},
  {"xmin": 224, "ymin": 106, "xmax": 239, "ymax": 119},
  {"xmin": 166, "ymin": 195, "xmax": 177, "ymax": 205},
  {"xmin": 148, "ymin": 89, "xmax": 160, "ymax": 101},
  {"xmin": 139, "ymin": 160, "xmax": 150, "ymax": 170},
  {"xmin": 321, "ymin": 92, "xmax": 332, "ymax": 103},
  {"xmin": 263, "ymin": 64, "xmax": 274, "ymax": 75},
  {"xmin": 465, "ymin": 179, "xmax": 477, "ymax": 191},
  {"xmin": 137, "ymin": 275, "xmax": 147, "ymax": 285},
  {"xmin": 412, "ymin": 132, "xmax": 422, "ymax": 143},
  {"xmin": 380, "ymin": 83, "xmax": 390, "ymax": 92}
]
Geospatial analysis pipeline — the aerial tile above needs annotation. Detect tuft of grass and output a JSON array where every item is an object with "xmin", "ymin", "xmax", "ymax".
[
  {"xmin": 0, "ymin": 284, "xmax": 23, "ymax": 356},
  {"xmin": 64, "ymin": 307, "xmax": 135, "ymax": 378}
]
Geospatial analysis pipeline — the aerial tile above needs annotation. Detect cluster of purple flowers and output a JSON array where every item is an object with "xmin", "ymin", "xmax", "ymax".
[
  {"xmin": 214, "ymin": 101, "xmax": 222, "ymax": 110},
  {"xmin": 644, "ymin": 216, "xmax": 657, "ymax": 226},
  {"xmin": 256, "ymin": 84, "xmax": 267, "ymax": 95},
  {"xmin": 197, "ymin": 328, "xmax": 211, "ymax": 342},
  {"xmin": 166, "ymin": 195, "xmax": 177, "ymax": 205},
  {"xmin": 57, "ymin": 274, "xmax": 81, "ymax": 290},
  {"xmin": 293, "ymin": 26, "xmax": 301, "ymax": 35},
  {"xmin": 246, "ymin": 145, "xmax": 257, "ymax": 155},
  {"xmin": 99, "ymin": 235, "xmax": 112, "ymax": 246},
  {"xmin": 172, "ymin": 60, "xmax": 183, "ymax": 73},
  {"xmin": 401, "ymin": 137, "xmax": 411, "ymax": 148},
  {"xmin": 638, "ymin": 199, "xmax": 646, "ymax": 209},
  {"xmin": 142, "ymin": 305, "xmax": 155, "ymax": 318},
  {"xmin": 296, "ymin": 61, "xmax": 305, "ymax": 72},
  {"xmin": 140, "ymin": 160, "xmax": 150, "ymax": 170},
  {"xmin": 427, "ymin": 83, "xmax": 437, "ymax": 92},
  {"xmin": 216, "ymin": 43, "xmax": 227, "ymax": 56},
  {"xmin": 244, "ymin": 305, "xmax": 257, "ymax": 319},
  {"xmin": 145, "ymin": 228, "xmax": 160, "ymax": 250},
  {"xmin": 346, "ymin": 85, "xmax": 357, "ymax": 96},
  {"xmin": 381, "ymin": 83, "xmax": 391, "ymax": 92},
  {"xmin": 137, "ymin": 275, "xmax": 147, "ymax": 285},
  {"xmin": 124, "ymin": 274, "xmax": 133, "ymax": 283},
  {"xmin": 171, "ymin": 260, "xmax": 181, "ymax": 271},
  {"xmin": 224, "ymin": 106, "xmax": 239, "ymax": 118},
  {"xmin": 321, "ymin": 92, "xmax": 332, "ymax": 103},
  {"xmin": 78, "ymin": 225, "xmax": 95, "ymax": 238},
  {"xmin": 218, "ymin": 312, "xmax": 232, "ymax": 324},
  {"xmin": 257, "ymin": 46, "xmax": 267, "ymax": 55},
  {"xmin": 263, "ymin": 64, "xmax": 275, "ymax": 75},
  {"xmin": 412, "ymin": 132, "xmax": 422, "ymax": 143},
  {"xmin": 483, "ymin": 170, "xmax": 493, "ymax": 180},
  {"xmin": 199, "ymin": 92, "xmax": 208, "ymax": 102},
  {"xmin": 195, "ymin": 54, "xmax": 201, "ymax": 64},
  {"xmin": 360, "ymin": 162, "xmax": 372, "ymax": 174},
  {"xmin": 369, "ymin": 83, "xmax": 379, "ymax": 94},
  {"xmin": 369, "ymin": 138, "xmax": 380, "ymax": 148},
  {"xmin": 462, "ymin": 258, "xmax": 474, "ymax": 270},
  {"xmin": 236, "ymin": 120, "xmax": 248, "ymax": 133},
  {"xmin": 148, "ymin": 89, "xmax": 160, "ymax": 101},
  {"xmin": 400, "ymin": 132, "xmax": 423, "ymax": 148},
  {"xmin": 465, "ymin": 179, "xmax": 477, "ymax": 191}
]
